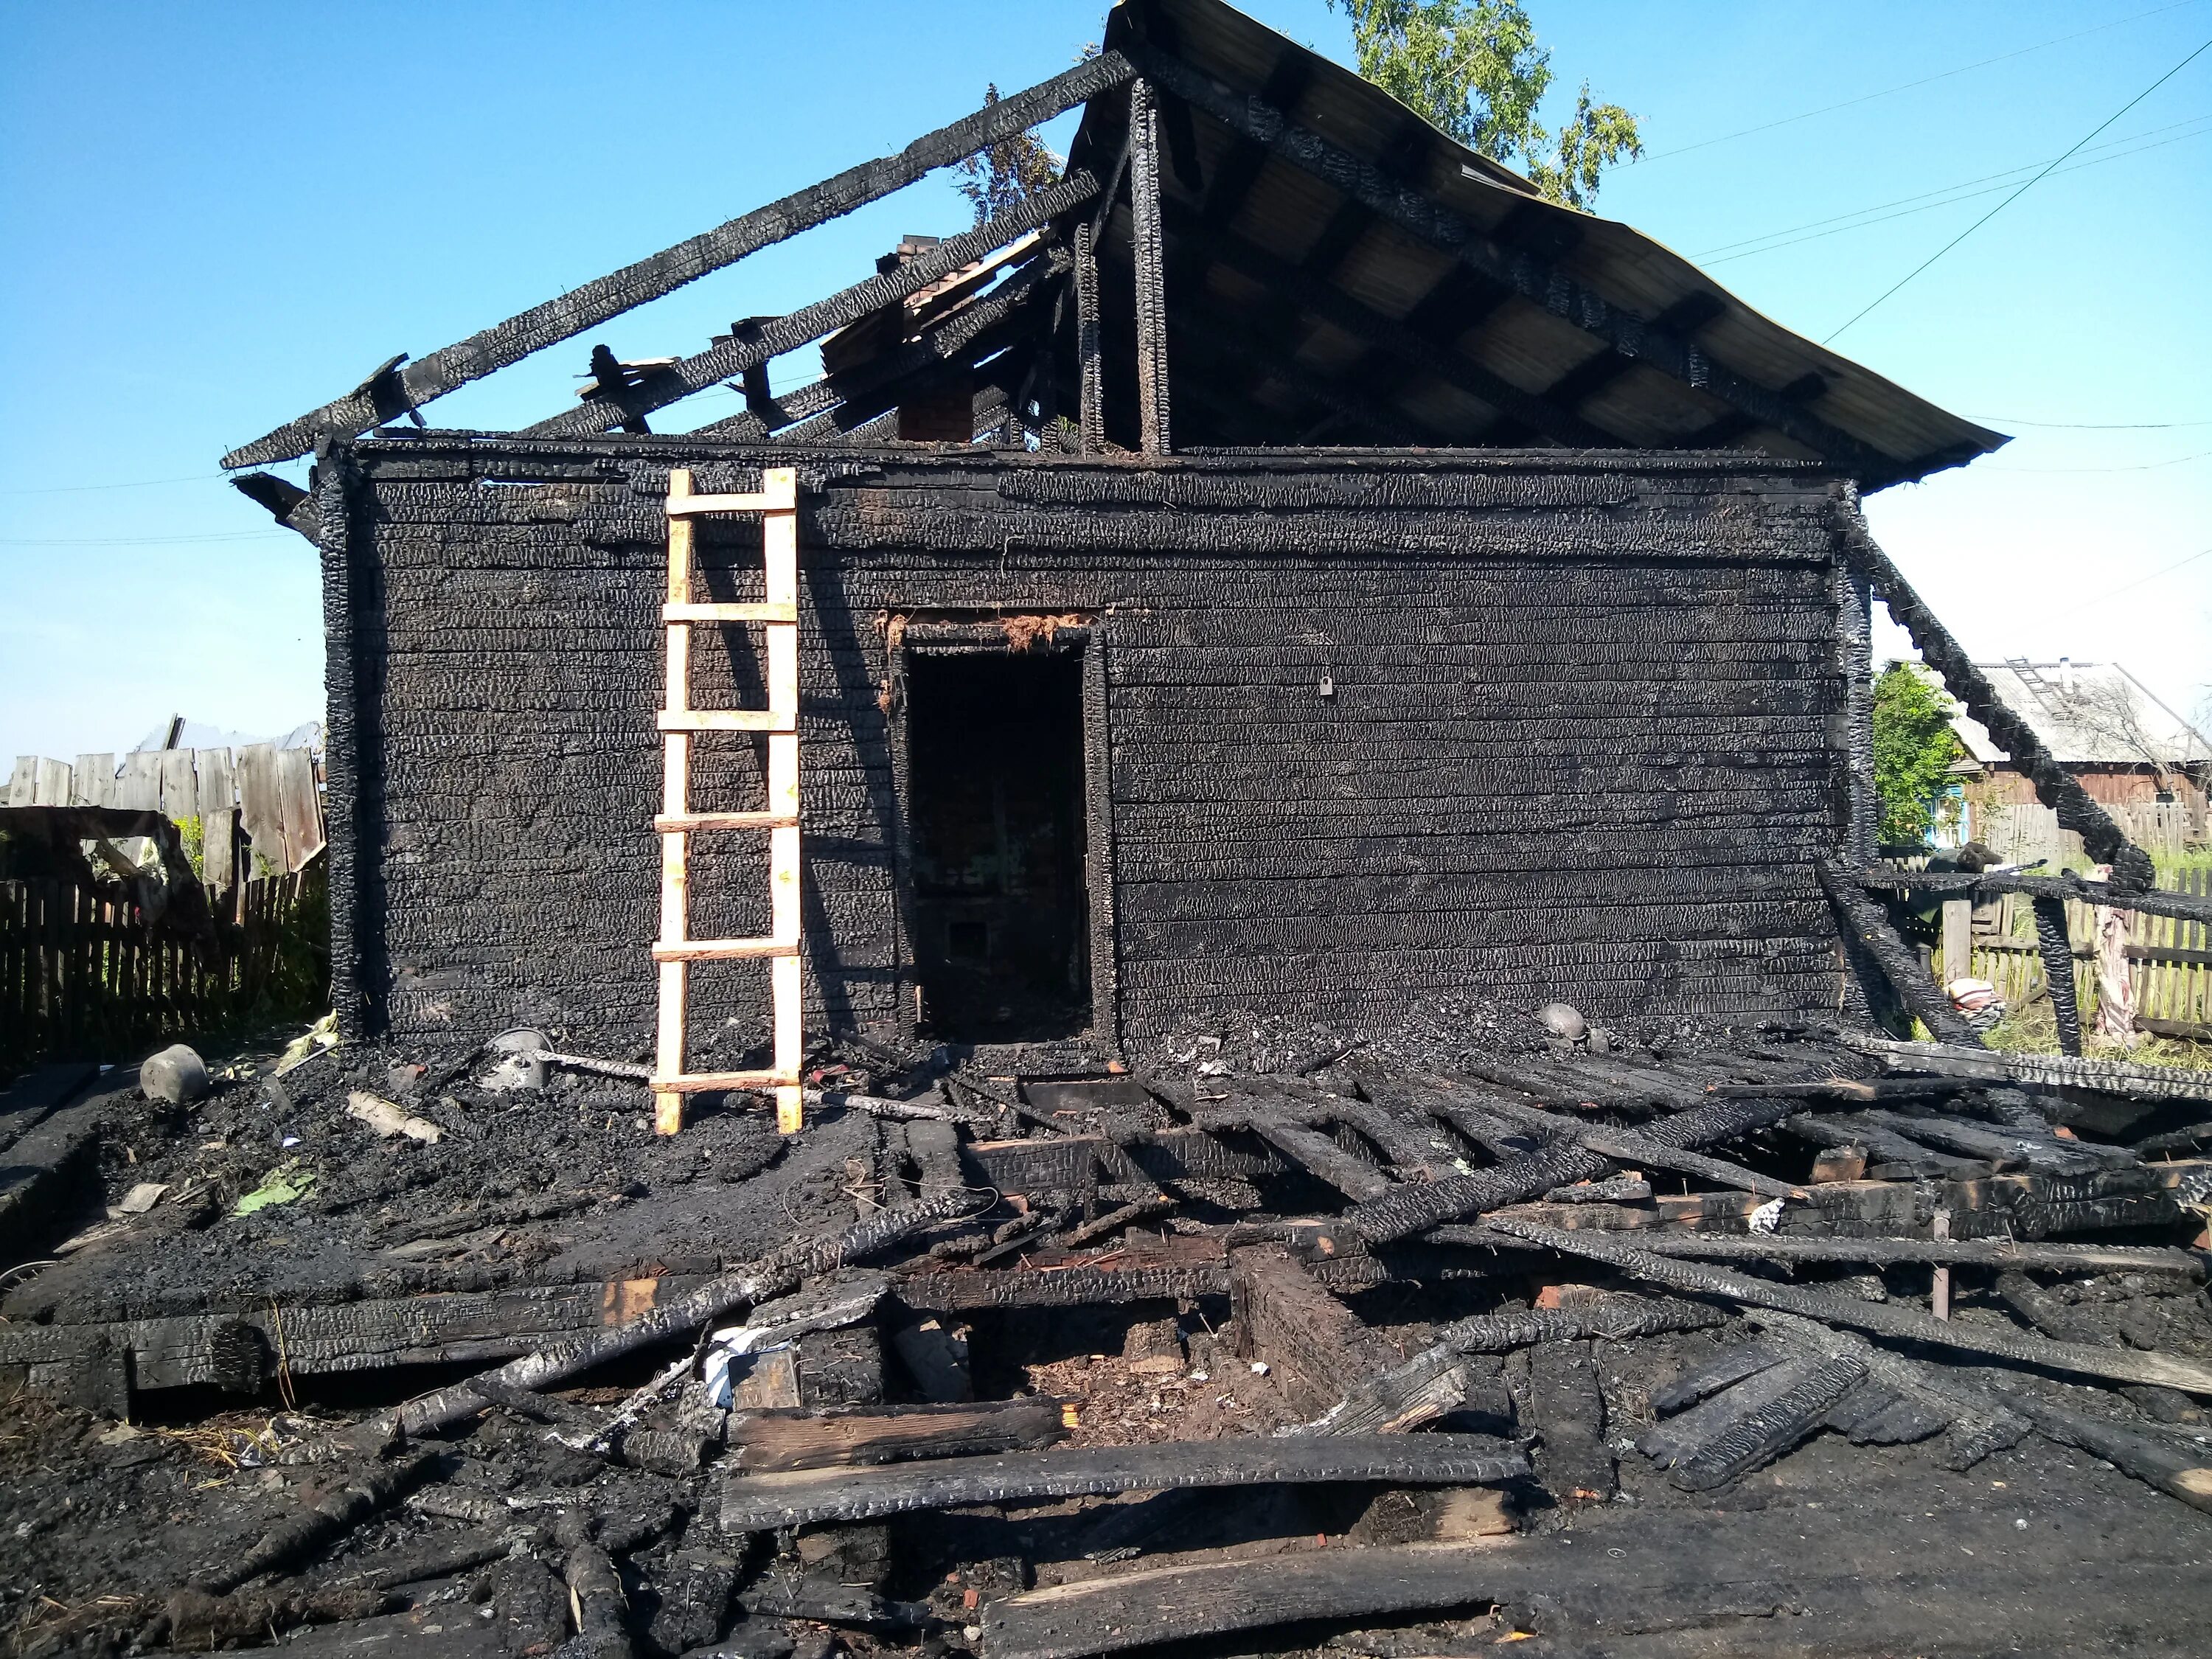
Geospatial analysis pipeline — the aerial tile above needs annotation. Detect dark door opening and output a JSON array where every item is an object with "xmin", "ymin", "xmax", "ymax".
[{"xmin": 907, "ymin": 648, "xmax": 1091, "ymax": 1041}]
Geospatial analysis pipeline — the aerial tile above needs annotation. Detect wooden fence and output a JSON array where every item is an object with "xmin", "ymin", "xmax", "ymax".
[
  {"xmin": 0, "ymin": 858, "xmax": 327, "ymax": 1077},
  {"xmin": 1938, "ymin": 865, "xmax": 2211, "ymax": 1042},
  {"xmin": 6, "ymin": 743, "xmax": 325, "ymax": 883}
]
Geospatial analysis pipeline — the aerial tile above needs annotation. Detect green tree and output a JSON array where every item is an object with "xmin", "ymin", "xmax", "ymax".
[
  {"xmin": 953, "ymin": 84, "xmax": 1065, "ymax": 228},
  {"xmin": 1872, "ymin": 661, "xmax": 1964, "ymax": 845},
  {"xmin": 1327, "ymin": 1, "xmax": 1642, "ymax": 209}
]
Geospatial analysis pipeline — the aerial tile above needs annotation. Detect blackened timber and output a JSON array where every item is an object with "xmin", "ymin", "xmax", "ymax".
[
  {"xmin": 1431, "ymin": 1087, "xmax": 1806, "ymax": 1200},
  {"xmin": 221, "ymin": 52, "xmax": 1136, "ymax": 466},
  {"xmin": 1074, "ymin": 223, "xmax": 1104, "ymax": 453},
  {"xmin": 767, "ymin": 253, "xmax": 1066, "ymax": 444},
  {"xmin": 1133, "ymin": 44, "xmax": 1907, "ymax": 482},
  {"xmin": 526, "ymin": 173, "xmax": 1098, "ymax": 439},
  {"xmin": 1593, "ymin": 1234, "xmax": 2202, "ymax": 1279},
  {"xmin": 1857, "ymin": 868, "xmax": 2212, "ymax": 928},
  {"xmin": 1129, "ymin": 79, "xmax": 1172, "ymax": 453},
  {"xmin": 726, "ymin": 1397, "xmax": 1067, "ymax": 1472},
  {"xmin": 1817, "ymin": 860, "xmax": 1984, "ymax": 1045},
  {"xmin": 894, "ymin": 1265, "xmax": 1228, "ymax": 1312},
  {"xmin": 719, "ymin": 1432, "xmax": 1527, "ymax": 1531},
  {"xmin": 1484, "ymin": 1216, "xmax": 2212, "ymax": 1395},
  {"xmin": 1829, "ymin": 493, "xmax": 2154, "ymax": 890},
  {"xmin": 1345, "ymin": 1093, "xmax": 1817, "ymax": 1244},
  {"xmin": 1162, "ymin": 201, "xmax": 1610, "ymax": 447},
  {"xmin": 1197, "ymin": 55, "xmax": 1311, "ymax": 229},
  {"xmin": 1538, "ymin": 291, "xmax": 1728, "ymax": 412}
]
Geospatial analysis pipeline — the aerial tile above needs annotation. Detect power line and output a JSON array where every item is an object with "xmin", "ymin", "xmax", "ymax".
[
  {"xmin": 1968, "ymin": 415, "xmax": 2212, "ymax": 430},
  {"xmin": 1693, "ymin": 117, "xmax": 2212, "ymax": 265},
  {"xmin": 0, "ymin": 472, "xmax": 230, "ymax": 495},
  {"xmin": 1986, "ymin": 448, "xmax": 2211, "ymax": 474},
  {"xmin": 1825, "ymin": 33, "xmax": 2212, "ymax": 342},
  {"xmin": 2075, "ymin": 545, "xmax": 2212, "ymax": 609},
  {"xmin": 1631, "ymin": 0, "xmax": 2207, "ymax": 164}
]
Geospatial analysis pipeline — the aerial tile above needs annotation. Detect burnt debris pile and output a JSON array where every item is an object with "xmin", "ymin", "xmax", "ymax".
[{"xmin": 4, "ymin": 1023, "xmax": 2212, "ymax": 1658}]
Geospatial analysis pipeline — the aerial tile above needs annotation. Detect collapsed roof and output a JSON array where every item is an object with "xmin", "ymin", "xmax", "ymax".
[{"xmin": 222, "ymin": 0, "xmax": 2005, "ymax": 490}]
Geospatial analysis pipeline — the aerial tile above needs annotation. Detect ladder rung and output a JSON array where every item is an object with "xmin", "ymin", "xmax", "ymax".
[
  {"xmin": 664, "ymin": 602, "xmax": 798, "ymax": 625},
  {"xmin": 658, "ymin": 709, "xmax": 795, "ymax": 733},
  {"xmin": 653, "ymin": 936, "xmax": 800, "ymax": 961},
  {"xmin": 654, "ymin": 811, "xmax": 799, "ymax": 833},
  {"xmin": 667, "ymin": 492, "xmax": 795, "ymax": 518},
  {"xmin": 652, "ymin": 1069, "xmax": 804, "ymax": 1093}
]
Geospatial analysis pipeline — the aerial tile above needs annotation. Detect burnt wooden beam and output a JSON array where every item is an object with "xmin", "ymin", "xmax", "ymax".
[
  {"xmin": 765, "ymin": 251, "xmax": 1065, "ymax": 445},
  {"xmin": 1129, "ymin": 78, "xmax": 1172, "ymax": 453},
  {"xmin": 1430, "ymin": 1088, "xmax": 1806, "ymax": 1201},
  {"xmin": 1197, "ymin": 54, "xmax": 1312, "ymax": 229},
  {"xmin": 719, "ymin": 1431, "xmax": 1527, "ymax": 1531},
  {"xmin": 1839, "ymin": 1032, "xmax": 2212, "ymax": 1102},
  {"xmin": 726, "ymin": 1397, "xmax": 1067, "ymax": 1472},
  {"xmin": 1689, "ymin": 371, "xmax": 1828, "ymax": 448},
  {"xmin": 1829, "ymin": 495, "xmax": 2155, "ymax": 890},
  {"xmin": 1133, "ymin": 44, "xmax": 1908, "ymax": 484},
  {"xmin": 1817, "ymin": 860, "xmax": 1986, "ymax": 1046},
  {"xmin": 222, "ymin": 52, "xmax": 1135, "ymax": 466},
  {"xmin": 584, "ymin": 344, "xmax": 653, "ymax": 434},
  {"xmin": 1074, "ymin": 222, "xmax": 1105, "ymax": 453},
  {"xmin": 1231, "ymin": 1245, "xmax": 1403, "ymax": 1418},
  {"xmin": 1346, "ymin": 1092, "xmax": 1815, "ymax": 1245},
  {"xmin": 1618, "ymin": 1233, "xmax": 2203, "ymax": 1277},
  {"xmin": 1857, "ymin": 868, "xmax": 2211, "ymax": 928},
  {"xmin": 526, "ymin": 171, "xmax": 1097, "ymax": 439},
  {"xmin": 978, "ymin": 1542, "xmax": 1543, "ymax": 1659},
  {"xmin": 893, "ymin": 1265, "xmax": 1228, "ymax": 1312},
  {"xmin": 1163, "ymin": 200, "xmax": 1611, "ymax": 448},
  {"xmin": 230, "ymin": 473, "xmax": 321, "ymax": 545},
  {"xmin": 1539, "ymin": 291, "xmax": 1727, "ymax": 412},
  {"xmin": 1484, "ymin": 1215, "xmax": 2212, "ymax": 1395}
]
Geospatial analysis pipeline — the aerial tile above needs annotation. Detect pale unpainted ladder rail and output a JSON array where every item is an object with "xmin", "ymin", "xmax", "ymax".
[{"xmin": 654, "ymin": 466, "xmax": 804, "ymax": 1135}]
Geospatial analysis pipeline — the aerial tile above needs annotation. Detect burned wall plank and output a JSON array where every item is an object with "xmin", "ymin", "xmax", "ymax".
[
  {"xmin": 718, "ymin": 1431, "xmax": 1527, "ymax": 1531},
  {"xmin": 334, "ymin": 438, "xmax": 1854, "ymax": 1052}
]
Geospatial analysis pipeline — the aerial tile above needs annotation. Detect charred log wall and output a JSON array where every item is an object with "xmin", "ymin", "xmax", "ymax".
[{"xmin": 333, "ymin": 437, "xmax": 1849, "ymax": 1051}]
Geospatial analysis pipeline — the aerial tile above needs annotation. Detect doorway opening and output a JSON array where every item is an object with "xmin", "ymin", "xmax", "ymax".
[{"xmin": 905, "ymin": 647, "xmax": 1091, "ymax": 1041}]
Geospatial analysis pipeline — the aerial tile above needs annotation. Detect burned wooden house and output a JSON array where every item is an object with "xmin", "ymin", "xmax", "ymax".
[{"xmin": 227, "ymin": 0, "xmax": 2154, "ymax": 1097}]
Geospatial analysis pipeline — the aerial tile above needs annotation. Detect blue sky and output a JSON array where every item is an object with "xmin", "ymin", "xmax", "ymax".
[{"xmin": 3, "ymin": 0, "xmax": 2208, "ymax": 766}]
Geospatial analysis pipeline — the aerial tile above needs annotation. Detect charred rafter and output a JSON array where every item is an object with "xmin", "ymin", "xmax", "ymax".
[
  {"xmin": 526, "ymin": 173, "xmax": 1098, "ymax": 439},
  {"xmin": 223, "ymin": 52, "xmax": 1135, "ymax": 467},
  {"xmin": 1161, "ymin": 201, "xmax": 1610, "ymax": 448},
  {"xmin": 1131, "ymin": 42, "xmax": 1910, "ymax": 484}
]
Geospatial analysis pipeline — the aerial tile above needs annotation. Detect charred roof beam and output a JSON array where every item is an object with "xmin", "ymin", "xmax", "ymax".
[
  {"xmin": 1133, "ymin": 43, "xmax": 1905, "ymax": 484},
  {"xmin": 521, "ymin": 172, "xmax": 1098, "ymax": 440},
  {"xmin": 1538, "ymin": 291, "xmax": 1728, "ymax": 415},
  {"xmin": 221, "ymin": 51, "xmax": 1135, "ymax": 468},
  {"xmin": 759, "ymin": 251, "xmax": 1068, "ymax": 445},
  {"xmin": 1162, "ymin": 200, "xmax": 1611, "ymax": 448}
]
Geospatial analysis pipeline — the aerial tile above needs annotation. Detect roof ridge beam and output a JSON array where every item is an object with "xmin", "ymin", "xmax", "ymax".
[
  {"xmin": 220, "ymin": 51, "xmax": 1135, "ymax": 468},
  {"xmin": 1130, "ymin": 42, "xmax": 1905, "ymax": 484},
  {"xmin": 521, "ymin": 175, "xmax": 1096, "ymax": 439}
]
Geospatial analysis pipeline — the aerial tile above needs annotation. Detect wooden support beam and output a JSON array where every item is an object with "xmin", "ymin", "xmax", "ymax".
[
  {"xmin": 221, "ymin": 52, "xmax": 1135, "ymax": 465},
  {"xmin": 1817, "ymin": 860, "xmax": 1986, "ymax": 1046},
  {"xmin": 525, "ymin": 171, "xmax": 1098, "ymax": 439},
  {"xmin": 719, "ymin": 1431, "xmax": 1526, "ymax": 1532},
  {"xmin": 1074, "ymin": 223, "xmax": 1105, "ymax": 453},
  {"xmin": 1161, "ymin": 200, "xmax": 1612, "ymax": 448},
  {"xmin": 1605, "ymin": 1234, "xmax": 2205, "ymax": 1277},
  {"xmin": 1346, "ymin": 1093, "xmax": 1814, "ymax": 1245},
  {"xmin": 1248, "ymin": 1114, "xmax": 1391, "ymax": 1203},
  {"xmin": 1133, "ymin": 44, "xmax": 1908, "ymax": 482},
  {"xmin": 1230, "ymin": 1245, "xmax": 1402, "ymax": 1418},
  {"xmin": 1857, "ymin": 867, "xmax": 2212, "ymax": 927},
  {"xmin": 726, "ymin": 1397, "xmax": 1067, "ymax": 1473},
  {"xmin": 1829, "ymin": 500, "xmax": 2154, "ymax": 889},
  {"xmin": 1128, "ymin": 77, "xmax": 1172, "ymax": 453},
  {"xmin": 893, "ymin": 1265, "xmax": 1228, "ymax": 1312},
  {"xmin": 1428, "ymin": 1087, "xmax": 1806, "ymax": 1202},
  {"xmin": 1537, "ymin": 291, "xmax": 1727, "ymax": 411},
  {"xmin": 1838, "ymin": 1032, "xmax": 2212, "ymax": 1103},
  {"xmin": 1484, "ymin": 1215, "xmax": 2212, "ymax": 1396}
]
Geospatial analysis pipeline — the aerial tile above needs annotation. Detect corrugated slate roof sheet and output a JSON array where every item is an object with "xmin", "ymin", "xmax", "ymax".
[{"xmin": 1954, "ymin": 661, "xmax": 2212, "ymax": 768}]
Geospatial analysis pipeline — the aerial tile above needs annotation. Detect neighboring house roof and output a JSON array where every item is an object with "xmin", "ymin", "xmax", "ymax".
[{"xmin": 1952, "ymin": 661, "xmax": 2212, "ymax": 770}]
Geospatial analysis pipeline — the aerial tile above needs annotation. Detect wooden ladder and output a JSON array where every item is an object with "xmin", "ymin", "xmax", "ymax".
[{"xmin": 653, "ymin": 466, "xmax": 804, "ymax": 1135}]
